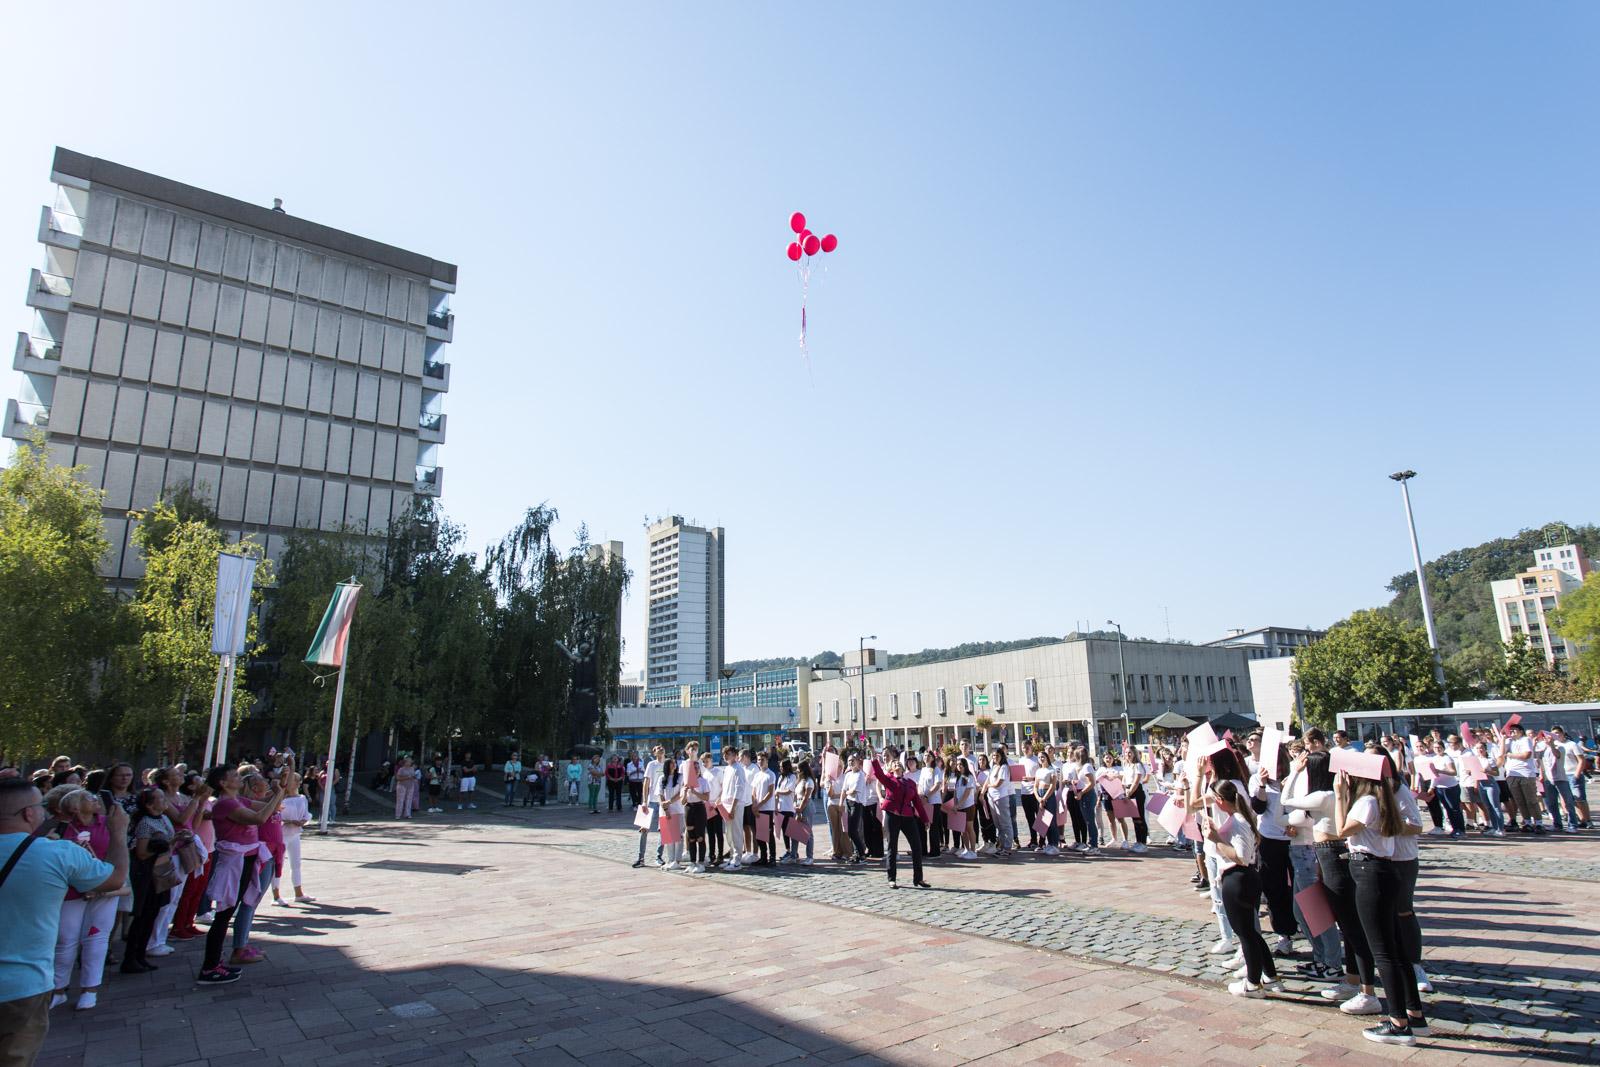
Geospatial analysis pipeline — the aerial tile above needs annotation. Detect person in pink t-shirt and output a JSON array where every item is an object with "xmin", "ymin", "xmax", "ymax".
[{"xmin": 197, "ymin": 764, "xmax": 293, "ymax": 984}]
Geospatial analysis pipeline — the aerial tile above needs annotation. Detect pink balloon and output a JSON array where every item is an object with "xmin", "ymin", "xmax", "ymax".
[
  {"xmin": 789, "ymin": 211, "xmax": 806, "ymax": 234},
  {"xmin": 786, "ymin": 242, "xmax": 802, "ymax": 262},
  {"xmin": 820, "ymin": 233, "xmax": 838, "ymax": 253},
  {"xmin": 803, "ymin": 234, "xmax": 820, "ymax": 256}
]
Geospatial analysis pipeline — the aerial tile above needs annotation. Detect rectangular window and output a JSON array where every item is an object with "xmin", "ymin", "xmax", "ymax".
[
  {"xmin": 937, "ymin": 687, "xmax": 948, "ymax": 716},
  {"xmin": 1229, "ymin": 676, "xmax": 1239, "ymax": 701},
  {"xmin": 1024, "ymin": 677, "xmax": 1038, "ymax": 708},
  {"xmin": 815, "ymin": 701, "xmax": 822, "ymax": 724},
  {"xmin": 912, "ymin": 690, "xmax": 923, "ymax": 718},
  {"xmin": 832, "ymin": 699, "xmax": 840, "ymax": 723},
  {"xmin": 889, "ymin": 693, "xmax": 899, "ymax": 719},
  {"xmin": 1153, "ymin": 675, "xmax": 1164, "ymax": 700},
  {"xmin": 850, "ymin": 697, "xmax": 858, "ymax": 722},
  {"xmin": 1183, "ymin": 676, "xmax": 1192, "ymax": 701},
  {"xmin": 868, "ymin": 695, "xmax": 878, "ymax": 720},
  {"xmin": 1139, "ymin": 675, "xmax": 1149, "ymax": 701},
  {"xmin": 962, "ymin": 684, "xmax": 974, "ymax": 713},
  {"xmin": 1169, "ymin": 676, "xmax": 1179, "ymax": 701},
  {"xmin": 1206, "ymin": 677, "xmax": 1216, "ymax": 701},
  {"xmin": 993, "ymin": 682, "xmax": 1005, "ymax": 711}
]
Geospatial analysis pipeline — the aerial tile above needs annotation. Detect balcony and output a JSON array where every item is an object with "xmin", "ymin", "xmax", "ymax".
[
  {"xmin": 421, "ymin": 359, "xmax": 451, "ymax": 392},
  {"xmin": 38, "ymin": 205, "xmax": 84, "ymax": 249},
  {"xmin": 3, "ymin": 399, "xmax": 50, "ymax": 441},
  {"xmin": 414, "ymin": 464, "xmax": 444, "ymax": 496},
  {"xmin": 27, "ymin": 269, "xmax": 71, "ymax": 313},
  {"xmin": 419, "ymin": 410, "xmax": 447, "ymax": 443},
  {"xmin": 425, "ymin": 308, "xmax": 454, "ymax": 342},
  {"xmin": 13, "ymin": 333, "xmax": 62, "ymax": 376}
]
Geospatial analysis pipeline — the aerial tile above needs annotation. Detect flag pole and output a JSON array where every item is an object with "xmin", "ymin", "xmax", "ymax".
[
  {"xmin": 201, "ymin": 655, "xmax": 228, "ymax": 770},
  {"xmin": 216, "ymin": 653, "xmax": 237, "ymax": 765},
  {"xmin": 318, "ymin": 657, "xmax": 349, "ymax": 835}
]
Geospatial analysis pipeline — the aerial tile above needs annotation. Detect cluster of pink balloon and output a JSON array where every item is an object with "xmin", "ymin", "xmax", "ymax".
[{"xmin": 785, "ymin": 211, "xmax": 838, "ymax": 261}]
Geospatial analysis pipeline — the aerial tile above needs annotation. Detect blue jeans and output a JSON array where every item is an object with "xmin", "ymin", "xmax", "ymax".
[
  {"xmin": 1478, "ymin": 778, "xmax": 1504, "ymax": 832},
  {"xmin": 1435, "ymin": 784, "xmax": 1465, "ymax": 835},
  {"xmin": 636, "ymin": 802, "xmax": 663, "ymax": 862},
  {"xmin": 1290, "ymin": 844, "xmax": 1342, "ymax": 969},
  {"xmin": 504, "ymin": 780, "xmax": 518, "ymax": 805},
  {"xmin": 1043, "ymin": 793, "xmax": 1061, "ymax": 848},
  {"xmin": 1078, "ymin": 792, "xmax": 1100, "ymax": 848},
  {"xmin": 1545, "ymin": 778, "xmax": 1579, "ymax": 830}
]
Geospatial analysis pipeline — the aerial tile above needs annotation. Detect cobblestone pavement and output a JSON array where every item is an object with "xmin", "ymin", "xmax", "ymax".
[{"xmin": 35, "ymin": 804, "xmax": 1598, "ymax": 1066}]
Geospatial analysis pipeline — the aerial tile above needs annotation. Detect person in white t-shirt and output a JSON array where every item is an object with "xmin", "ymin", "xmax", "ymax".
[
  {"xmin": 633, "ymin": 745, "xmax": 666, "ymax": 868},
  {"xmin": 700, "ymin": 753, "xmax": 726, "ymax": 867},
  {"xmin": 1497, "ymin": 725, "xmax": 1544, "ymax": 833},
  {"xmin": 751, "ymin": 754, "xmax": 778, "ymax": 867},
  {"xmin": 1033, "ymin": 751, "xmax": 1061, "ymax": 856},
  {"xmin": 984, "ymin": 749, "xmax": 1016, "ymax": 855},
  {"xmin": 840, "ymin": 754, "xmax": 872, "ymax": 863},
  {"xmin": 950, "ymin": 757, "xmax": 978, "ymax": 858},
  {"xmin": 1422, "ymin": 740, "xmax": 1465, "ymax": 839},
  {"xmin": 1544, "ymin": 726, "xmax": 1582, "ymax": 833},
  {"xmin": 718, "ymin": 748, "xmax": 747, "ymax": 870},
  {"xmin": 1206, "ymin": 779, "xmax": 1279, "ymax": 998},
  {"xmin": 1019, "ymin": 749, "xmax": 1042, "ymax": 849}
]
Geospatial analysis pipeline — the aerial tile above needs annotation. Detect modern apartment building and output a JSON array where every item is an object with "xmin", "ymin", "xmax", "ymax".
[
  {"xmin": 803, "ymin": 637, "xmax": 1256, "ymax": 754},
  {"xmin": 644, "ymin": 515, "xmax": 725, "ymax": 687},
  {"xmin": 6, "ymin": 148, "xmax": 456, "ymax": 586},
  {"xmin": 1491, "ymin": 542, "xmax": 1593, "ymax": 669},
  {"xmin": 1203, "ymin": 625, "xmax": 1326, "ymax": 660}
]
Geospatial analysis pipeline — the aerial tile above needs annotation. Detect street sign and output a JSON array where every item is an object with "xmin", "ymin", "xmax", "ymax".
[
  {"xmin": 1023, "ymin": 724, "xmax": 1034, "ymax": 737},
  {"xmin": 709, "ymin": 734, "xmax": 722, "ymax": 756},
  {"xmin": 975, "ymin": 695, "xmax": 990, "ymax": 707}
]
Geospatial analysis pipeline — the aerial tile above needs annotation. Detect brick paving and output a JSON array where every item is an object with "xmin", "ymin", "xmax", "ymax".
[{"xmin": 33, "ymin": 800, "xmax": 1600, "ymax": 1066}]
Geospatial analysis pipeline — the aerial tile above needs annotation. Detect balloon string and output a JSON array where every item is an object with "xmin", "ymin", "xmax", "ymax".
[{"xmin": 798, "ymin": 263, "xmax": 813, "ymax": 387}]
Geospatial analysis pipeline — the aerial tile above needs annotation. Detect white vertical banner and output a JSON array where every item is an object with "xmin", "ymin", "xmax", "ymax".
[{"xmin": 212, "ymin": 553, "xmax": 258, "ymax": 655}]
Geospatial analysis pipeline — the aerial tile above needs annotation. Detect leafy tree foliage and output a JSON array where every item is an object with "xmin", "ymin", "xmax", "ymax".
[
  {"xmin": 0, "ymin": 435, "xmax": 119, "ymax": 758},
  {"xmin": 1292, "ymin": 609, "xmax": 1442, "ymax": 729},
  {"xmin": 1551, "ymin": 571, "xmax": 1600, "ymax": 690}
]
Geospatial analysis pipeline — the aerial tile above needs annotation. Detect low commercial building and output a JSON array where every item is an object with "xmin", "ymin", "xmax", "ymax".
[
  {"xmin": 802, "ymin": 637, "xmax": 1255, "ymax": 754},
  {"xmin": 620, "ymin": 664, "xmax": 809, "ymax": 755}
]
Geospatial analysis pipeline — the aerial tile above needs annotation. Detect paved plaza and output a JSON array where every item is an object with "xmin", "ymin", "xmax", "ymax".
[{"xmin": 35, "ymin": 801, "xmax": 1600, "ymax": 1067}]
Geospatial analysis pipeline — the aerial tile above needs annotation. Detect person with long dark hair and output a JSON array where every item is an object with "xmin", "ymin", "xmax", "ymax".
[
  {"xmin": 1336, "ymin": 761, "xmax": 1423, "ymax": 1045},
  {"xmin": 1207, "ymin": 780, "xmax": 1280, "ymax": 997},
  {"xmin": 197, "ymin": 764, "xmax": 294, "ymax": 985},
  {"xmin": 122, "ymin": 787, "xmax": 176, "ymax": 976},
  {"xmin": 1249, "ymin": 744, "xmax": 1297, "ymax": 957},
  {"xmin": 1200, "ymin": 748, "xmax": 1248, "ymax": 961}
]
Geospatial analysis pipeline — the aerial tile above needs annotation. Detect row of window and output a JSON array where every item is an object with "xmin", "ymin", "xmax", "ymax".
[
  {"xmin": 1115, "ymin": 673, "xmax": 1239, "ymax": 704},
  {"xmin": 815, "ymin": 671, "xmax": 1242, "ymax": 724}
]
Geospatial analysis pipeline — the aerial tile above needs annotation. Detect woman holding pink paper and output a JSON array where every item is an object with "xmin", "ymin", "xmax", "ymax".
[
  {"xmin": 1033, "ymin": 750, "xmax": 1061, "ymax": 856},
  {"xmin": 658, "ymin": 760, "xmax": 685, "ymax": 871},
  {"xmin": 1205, "ymin": 780, "xmax": 1280, "ymax": 998},
  {"xmin": 951, "ymin": 758, "xmax": 978, "ymax": 858},
  {"xmin": 1471, "ymin": 742, "xmax": 1505, "ymax": 835}
]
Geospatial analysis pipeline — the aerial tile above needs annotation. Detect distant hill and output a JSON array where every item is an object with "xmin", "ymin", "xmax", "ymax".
[
  {"xmin": 723, "ymin": 631, "xmax": 1185, "ymax": 677},
  {"xmin": 1384, "ymin": 521, "xmax": 1599, "ymax": 660}
]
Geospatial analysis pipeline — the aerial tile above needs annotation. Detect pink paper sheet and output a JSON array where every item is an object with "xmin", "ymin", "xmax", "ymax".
[
  {"xmin": 824, "ymin": 752, "xmax": 842, "ymax": 780},
  {"xmin": 941, "ymin": 798, "xmax": 956, "ymax": 815},
  {"xmin": 1329, "ymin": 746, "xmax": 1389, "ymax": 781},
  {"xmin": 753, "ymin": 814, "xmax": 771, "ymax": 842},
  {"xmin": 1416, "ymin": 755, "xmax": 1435, "ymax": 780},
  {"xmin": 1145, "ymin": 792, "xmax": 1170, "ymax": 816},
  {"xmin": 1504, "ymin": 713, "xmax": 1522, "ymax": 729},
  {"xmin": 1188, "ymin": 722, "xmax": 1219, "ymax": 750},
  {"xmin": 1008, "ymin": 764, "xmax": 1027, "ymax": 782},
  {"xmin": 659, "ymin": 814, "xmax": 682, "ymax": 845},
  {"xmin": 1111, "ymin": 798, "xmax": 1138, "ymax": 820},
  {"xmin": 1181, "ymin": 814, "xmax": 1200, "ymax": 841},
  {"xmin": 685, "ymin": 760, "xmax": 699, "ymax": 789},
  {"xmin": 786, "ymin": 817, "xmax": 812, "ymax": 843},
  {"xmin": 1295, "ymin": 881, "xmax": 1335, "ymax": 937},
  {"xmin": 1156, "ymin": 799, "xmax": 1187, "ymax": 836},
  {"xmin": 946, "ymin": 810, "xmax": 968, "ymax": 834},
  {"xmin": 1459, "ymin": 721, "xmax": 1473, "ymax": 740}
]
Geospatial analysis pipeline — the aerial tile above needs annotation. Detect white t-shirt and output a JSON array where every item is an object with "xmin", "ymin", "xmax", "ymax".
[
  {"xmin": 1393, "ymin": 784, "xmax": 1423, "ymax": 863},
  {"xmin": 1503, "ymin": 737, "xmax": 1538, "ymax": 778},
  {"xmin": 279, "ymin": 795, "xmax": 310, "ymax": 833},
  {"xmin": 1558, "ymin": 739, "xmax": 1583, "ymax": 781},
  {"xmin": 776, "ymin": 774, "xmax": 797, "ymax": 814},
  {"xmin": 754, "ymin": 769, "xmax": 778, "ymax": 812},
  {"xmin": 1249, "ymin": 778, "xmax": 1288, "ymax": 841},
  {"xmin": 1021, "ymin": 756, "xmax": 1040, "ymax": 783},
  {"xmin": 953, "ymin": 775, "xmax": 976, "ymax": 809},
  {"xmin": 1426, "ymin": 753, "xmax": 1458, "ymax": 789},
  {"xmin": 643, "ymin": 759, "xmax": 664, "ymax": 803},
  {"xmin": 844, "ymin": 769, "xmax": 875, "ymax": 805},
  {"xmin": 1345, "ymin": 794, "xmax": 1394, "ymax": 857},
  {"xmin": 825, "ymin": 773, "xmax": 844, "ymax": 808},
  {"xmin": 659, "ymin": 775, "xmax": 684, "ymax": 816},
  {"xmin": 917, "ymin": 766, "xmax": 937, "ymax": 799},
  {"xmin": 1215, "ymin": 815, "xmax": 1257, "ymax": 873},
  {"xmin": 735, "ymin": 762, "xmax": 756, "ymax": 804},
  {"xmin": 1034, "ymin": 765, "xmax": 1057, "ymax": 798},
  {"xmin": 991, "ymin": 763, "xmax": 1013, "ymax": 800}
]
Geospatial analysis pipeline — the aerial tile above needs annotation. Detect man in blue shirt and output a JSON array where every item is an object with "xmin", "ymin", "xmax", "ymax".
[{"xmin": 0, "ymin": 779, "xmax": 126, "ymax": 1066}]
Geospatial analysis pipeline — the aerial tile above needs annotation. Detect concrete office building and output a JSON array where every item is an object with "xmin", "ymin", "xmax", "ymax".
[
  {"xmin": 803, "ymin": 637, "xmax": 1256, "ymax": 754},
  {"xmin": 6, "ymin": 148, "xmax": 456, "ymax": 586},
  {"xmin": 1203, "ymin": 625, "xmax": 1325, "ymax": 660},
  {"xmin": 1491, "ymin": 542, "xmax": 1592, "ymax": 669},
  {"xmin": 644, "ymin": 516, "xmax": 724, "ymax": 687}
]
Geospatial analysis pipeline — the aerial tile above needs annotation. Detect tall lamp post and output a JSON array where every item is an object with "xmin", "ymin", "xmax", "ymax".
[
  {"xmin": 1390, "ymin": 471, "xmax": 1450, "ymax": 707},
  {"xmin": 1102, "ymin": 620, "xmax": 1128, "ymax": 757},
  {"xmin": 859, "ymin": 635, "xmax": 876, "ymax": 753},
  {"xmin": 717, "ymin": 667, "xmax": 736, "ymax": 749}
]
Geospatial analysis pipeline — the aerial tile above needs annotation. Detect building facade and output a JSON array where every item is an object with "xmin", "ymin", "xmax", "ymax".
[
  {"xmin": 802, "ymin": 638, "xmax": 1256, "ymax": 754},
  {"xmin": 1490, "ymin": 543, "xmax": 1592, "ymax": 669},
  {"xmin": 6, "ymin": 148, "xmax": 456, "ymax": 585},
  {"xmin": 644, "ymin": 515, "xmax": 724, "ymax": 686},
  {"xmin": 1203, "ymin": 625, "xmax": 1325, "ymax": 660}
]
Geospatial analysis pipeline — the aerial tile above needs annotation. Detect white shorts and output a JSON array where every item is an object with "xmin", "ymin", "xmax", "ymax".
[{"xmin": 460, "ymin": 776, "xmax": 477, "ymax": 792}]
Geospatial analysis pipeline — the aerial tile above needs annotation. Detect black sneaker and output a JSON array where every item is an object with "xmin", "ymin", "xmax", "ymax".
[
  {"xmin": 631, "ymin": 860, "xmax": 644, "ymax": 868},
  {"xmin": 1408, "ymin": 1015, "xmax": 1430, "ymax": 1035},
  {"xmin": 1363, "ymin": 1021, "xmax": 1415, "ymax": 1046},
  {"xmin": 197, "ymin": 967, "xmax": 242, "ymax": 985}
]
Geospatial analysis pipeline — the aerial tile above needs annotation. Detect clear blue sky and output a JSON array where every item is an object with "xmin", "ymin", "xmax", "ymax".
[{"xmin": 4, "ymin": 4, "xmax": 1596, "ymax": 673}]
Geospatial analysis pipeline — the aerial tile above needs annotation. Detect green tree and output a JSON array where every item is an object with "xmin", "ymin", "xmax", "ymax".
[
  {"xmin": 1485, "ymin": 633, "xmax": 1543, "ymax": 701},
  {"xmin": 1292, "ymin": 609, "xmax": 1441, "ymax": 730},
  {"xmin": 116, "ymin": 500, "xmax": 269, "ymax": 754},
  {"xmin": 0, "ymin": 435, "xmax": 120, "ymax": 759},
  {"xmin": 1551, "ymin": 571, "xmax": 1600, "ymax": 687}
]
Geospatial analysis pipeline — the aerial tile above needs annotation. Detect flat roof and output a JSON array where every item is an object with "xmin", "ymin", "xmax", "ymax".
[{"xmin": 53, "ymin": 147, "xmax": 456, "ymax": 287}]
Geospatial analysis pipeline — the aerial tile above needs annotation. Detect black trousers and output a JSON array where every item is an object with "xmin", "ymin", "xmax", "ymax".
[
  {"xmin": 1317, "ymin": 844, "xmax": 1373, "ymax": 985},
  {"xmin": 607, "ymin": 781, "xmax": 624, "ymax": 811},
  {"xmin": 628, "ymin": 781, "xmax": 643, "ymax": 807},
  {"xmin": 929, "ymin": 806, "xmax": 946, "ymax": 856},
  {"xmin": 706, "ymin": 812, "xmax": 724, "ymax": 862},
  {"xmin": 1219, "ymin": 866, "xmax": 1276, "ymax": 984},
  {"xmin": 1350, "ymin": 854, "xmax": 1421, "ymax": 1018},
  {"xmin": 863, "ymin": 805, "xmax": 884, "ymax": 857},
  {"xmin": 845, "ymin": 801, "xmax": 869, "ymax": 859},
  {"xmin": 1393, "ymin": 857, "xmax": 1423, "ymax": 965},
  {"xmin": 1066, "ymin": 791, "xmax": 1088, "ymax": 844},
  {"xmin": 123, "ymin": 874, "xmax": 167, "ymax": 969},
  {"xmin": 1258, "ymin": 837, "xmax": 1298, "ymax": 938},
  {"xmin": 885, "ymin": 812, "xmax": 925, "ymax": 884},
  {"xmin": 203, "ymin": 856, "xmax": 255, "ymax": 972},
  {"xmin": 1129, "ymin": 785, "xmax": 1149, "ymax": 846},
  {"xmin": 1020, "ymin": 793, "xmax": 1041, "ymax": 846}
]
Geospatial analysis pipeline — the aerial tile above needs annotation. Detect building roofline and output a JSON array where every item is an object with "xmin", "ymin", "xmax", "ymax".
[{"xmin": 52, "ymin": 147, "xmax": 457, "ymax": 287}]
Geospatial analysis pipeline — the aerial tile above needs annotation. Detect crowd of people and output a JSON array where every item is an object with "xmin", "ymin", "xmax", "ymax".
[
  {"xmin": 617, "ymin": 720, "xmax": 1591, "ymax": 1048},
  {"xmin": 0, "ymin": 751, "xmax": 322, "ymax": 1064}
]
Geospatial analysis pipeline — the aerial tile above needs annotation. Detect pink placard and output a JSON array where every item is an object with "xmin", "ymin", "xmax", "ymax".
[
  {"xmin": 941, "ymin": 798, "xmax": 956, "ymax": 815},
  {"xmin": 633, "ymin": 805, "xmax": 653, "ymax": 831},
  {"xmin": 1188, "ymin": 722, "xmax": 1219, "ymax": 750},
  {"xmin": 1111, "ymin": 798, "xmax": 1137, "ymax": 820},
  {"xmin": 1260, "ymin": 728, "xmax": 1285, "ymax": 780},
  {"xmin": 1416, "ymin": 755, "xmax": 1435, "ymax": 781},
  {"xmin": 1459, "ymin": 752, "xmax": 1486, "ymax": 778},
  {"xmin": 716, "ymin": 803, "xmax": 733, "ymax": 822},
  {"xmin": 753, "ymin": 813, "xmax": 771, "ymax": 842},
  {"xmin": 1008, "ymin": 764, "xmax": 1027, "ymax": 782},
  {"xmin": 1504, "ymin": 713, "xmax": 1521, "ymax": 729},
  {"xmin": 1215, "ymin": 813, "xmax": 1236, "ymax": 838},
  {"xmin": 1459, "ymin": 721, "xmax": 1474, "ymax": 741},
  {"xmin": 1295, "ymin": 882, "xmax": 1335, "ymax": 938},
  {"xmin": 659, "ymin": 815, "xmax": 682, "ymax": 845},
  {"xmin": 1100, "ymin": 776, "xmax": 1125, "ymax": 799},
  {"xmin": 1145, "ymin": 792, "xmax": 1170, "ymax": 816},
  {"xmin": 1181, "ymin": 814, "xmax": 1201, "ymax": 841},
  {"xmin": 786, "ymin": 817, "xmax": 812, "ymax": 843},
  {"xmin": 685, "ymin": 760, "xmax": 699, "ymax": 789},
  {"xmin": 1198, "ymin": 738, "xmax": 1231, "ymax": 761},
  {"xmin": 1329, "ymin": 746, "xmax": 1388, "ymax": 781},
  {"xmin": 824, "ymin": 752, "xmax": 842, "ymax": 780},
  {"xmin": 946, "ymin": 810, "xmax": 968, "ymax": 834},
  {"xmin": 1156, "ymin": 799, "xmax": 1187, "ymax": 837}
]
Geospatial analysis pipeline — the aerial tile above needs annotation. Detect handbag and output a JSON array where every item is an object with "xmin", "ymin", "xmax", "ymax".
[{"xmin": 152, "ymin": 853, "xmax": 184, "ymax": 894}]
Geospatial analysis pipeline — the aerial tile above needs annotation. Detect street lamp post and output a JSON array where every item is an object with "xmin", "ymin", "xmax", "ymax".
[
  {"xmin": 1389, "ymin": 471, "xmax": 1450, "ymax": 707},
  {"xmin": 1102, "ymin": 620, "xmax": 1128, "ymax": 757},
  {"xmin": 717, "ymin": 667, "xmax": 736, "ymax": 749}
]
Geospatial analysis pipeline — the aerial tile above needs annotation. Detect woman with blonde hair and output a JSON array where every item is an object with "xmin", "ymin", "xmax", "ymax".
[{"xmin": 51, "ymin": 790, "xmax": 119, "ymax": 1010}]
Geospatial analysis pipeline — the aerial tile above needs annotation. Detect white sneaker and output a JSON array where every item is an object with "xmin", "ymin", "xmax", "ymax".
[
  {"xmin": 1119, "ymin": 840, "xmax": 1131, "ymax": 850},
  {"xmin": 1228, "ymin": 980, "xmax": 1264, "ymax": 999},
  {"xmin": 273, "ymin": 897, "xmax": 292, "ymax": 907},
  {"xmin": 962, "ymin": 849, "xmax": 978, "ymax": 859},
  {"xmin": 196, "ymin": 911, "xmax": 215, "ymax": 926},
  {"xmin": 1225, "ymin": 950, "xmax": 1245, "ymax": 970},
  {"xmin": 1042, "ymin": 845, "xmax": 1060, "ymax": 856},
  {"xmin": 1273, "ymin": 936, "xmax": 1293, "ymax": 955},
  {"xmin": 50, "ymin": 993, "xmax": 67, "ymax": 1010},
  {"xmin": 1234, "ymin": 964, "xmax": 1248, "ymax": 979},
  {"xmin": 74, "ymin": 991, "xmax": 97, "ymax": 1011},
  {"xmin": 1426, "ymin": 827, "xmax": 1447, "ymax": 836},
  {"xmin": 1340, "ymin": 992, "xmax": 1383, "ymax": 1015},
  {"xmin": 800, "ymin": 858, "xmax": 813, "ymax": 866},
  {"xmin": 1209, "ymin": 938, "xmax": 1235, "ymax": 955},
  {"xmin": 1320, "ymin": 981, "xmax": 1358, "ymax": 1002},
  {"xmin": 1414, "ymin": 965, "xmax": 1434, "ymax": 993},
  {"xmin": 147, "ymin": 944, "xmax": 175, "ymax": 957},
  {"xmin": 663, "ymin": 862, "xmax": 682, "ymax": 871},
  {"xmin": 1261, "ymin": 979, "xmax": 1285, "ymax": 994},
  {"xmin": 1131, "ymin": 843, "xmax": 1147, "ymax": 853}
]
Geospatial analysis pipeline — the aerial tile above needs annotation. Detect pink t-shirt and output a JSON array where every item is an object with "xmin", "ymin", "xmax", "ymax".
[
  {"xmin": 258, "ymin": 806, "xmax": 284, "ymax": 852},
  {"xmin": 63, "ymin": 817, "xmax": 111, "ymax": 901},
  {"xmin": 211, "ymin": 796, "xmax": 259, "ymax": 847}
]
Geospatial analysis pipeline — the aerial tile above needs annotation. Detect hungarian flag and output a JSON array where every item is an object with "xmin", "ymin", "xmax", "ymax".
[{"xmin": 304, "ymin": 579, "xmax": 362, "ymax": 667}]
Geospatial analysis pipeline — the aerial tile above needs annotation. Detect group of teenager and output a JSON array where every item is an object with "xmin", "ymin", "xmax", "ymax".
[{"xmin": 623, "ymin": 719, "xmax": 1590, "ymax": 1048}]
